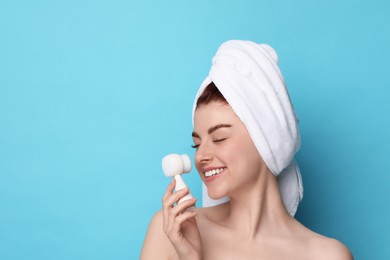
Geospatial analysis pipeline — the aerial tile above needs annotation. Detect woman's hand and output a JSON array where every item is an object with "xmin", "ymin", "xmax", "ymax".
[{"xmin": 162, "ymin": 179, "xmax": 202, "ymax": 260}]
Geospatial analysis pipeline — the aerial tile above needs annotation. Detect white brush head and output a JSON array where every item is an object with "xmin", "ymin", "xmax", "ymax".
[{"xmin": 162, "ymin": 154, "xmax": 192, "ymax": 177}]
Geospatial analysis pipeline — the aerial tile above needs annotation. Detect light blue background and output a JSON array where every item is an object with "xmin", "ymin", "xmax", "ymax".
[{"xmin": 1, "ymin": 0, "xmax": 389, "ymax": 259}]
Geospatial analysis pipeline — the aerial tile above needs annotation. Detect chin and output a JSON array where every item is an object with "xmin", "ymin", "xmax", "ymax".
[
  {"xmin": 206, "ymin": 192, "xmax": 230, "ymax": 206},
  {"xmin": 207, "ymin": 186, "xmax": 229, "ymax": 200}
]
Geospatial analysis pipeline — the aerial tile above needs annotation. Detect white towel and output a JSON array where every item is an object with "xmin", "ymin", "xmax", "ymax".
[{"xmin": 192, "ymin": 40, "xmax": 303, "ymax": 216}]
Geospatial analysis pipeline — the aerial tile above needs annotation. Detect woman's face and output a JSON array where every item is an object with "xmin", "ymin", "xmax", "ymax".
[{"xmin": 192, "ymin": 101, "xmax": 267, "ymax": 199}]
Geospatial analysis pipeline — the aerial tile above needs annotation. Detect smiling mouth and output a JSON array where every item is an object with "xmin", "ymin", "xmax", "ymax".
[{"xmin": 204, "ymin": 168, "xmax": 226, "ymax": 178}]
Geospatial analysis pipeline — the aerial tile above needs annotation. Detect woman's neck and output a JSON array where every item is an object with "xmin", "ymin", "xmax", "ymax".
[{"xmin": 223, "ymin": 169, "xmax": 293, "ymax": 240}]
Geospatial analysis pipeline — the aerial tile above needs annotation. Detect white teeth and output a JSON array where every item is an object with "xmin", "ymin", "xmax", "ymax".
[{"xmin": 205, "ymin": 168, "xmax": 225, "ymax": 177}]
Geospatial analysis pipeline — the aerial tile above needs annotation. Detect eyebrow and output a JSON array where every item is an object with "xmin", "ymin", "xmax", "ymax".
[{"xmin": 192, "ymin": 124, "xmax": 232, "ymax": 138}]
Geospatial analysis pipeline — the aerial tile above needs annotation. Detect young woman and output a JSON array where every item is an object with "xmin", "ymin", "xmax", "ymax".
[{"xmin": 141, "ymin": 40, "xmax": 353, "ymax": 260}]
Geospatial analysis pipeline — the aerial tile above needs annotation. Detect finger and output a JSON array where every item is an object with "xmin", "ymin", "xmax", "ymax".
[
  {"xmin": 171, "ymin": 197, "xmax": 197, "ymax": 216},
  {"xmin": 165, "ymin": 188, "xmax": 190, "ymax": 225},
  {"xmin": 168, "ymin": 197, "xmax": 196, "ymax": 232},
  {"xmin": 162, "ymin": 178, "xmax": 176, "ymax": 201},
  {"xmin": 171, "ymin": 211, "xmax": 198, "ymax": 235},
  {"xmin": 164, "ymin": 188, "xmax": 190, "ymax": 209},
  {"xmin": 162, "ymin": 179, "xmax": 176, "ymax": 231},
  {"xmin": 162, "ymin": 180, "xmax": 179, "ymax": 219},
  {"xmin": 162, "ymin": 185, "xmax": 189, "ymax": 231},
  {"xmin": 176, "ymin": 210, "xmax": 197, "ymax": 224}
]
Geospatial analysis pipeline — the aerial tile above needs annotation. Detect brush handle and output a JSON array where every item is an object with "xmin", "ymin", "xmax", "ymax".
[{"xmin": 174, "ymin": 175, "xmax": 194, "ymax": 204}]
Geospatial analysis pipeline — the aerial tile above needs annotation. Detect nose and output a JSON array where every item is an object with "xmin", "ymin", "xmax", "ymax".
[{"xmin": 195, "ymin": 143, "xmax": 214, "ymax": 165}]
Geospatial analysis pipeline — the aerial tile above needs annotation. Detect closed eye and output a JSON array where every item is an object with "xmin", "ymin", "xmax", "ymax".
[
  {"xmin": 191, "ymin": 138, "xmax": 226, "ymax": 149},
  {"xmin": 213, "ymin": 138, "xmax": 227, "ymax": 143},
  {"xmin": 191, "ymin": 144, "xmax": 200, "ymax": 149}
]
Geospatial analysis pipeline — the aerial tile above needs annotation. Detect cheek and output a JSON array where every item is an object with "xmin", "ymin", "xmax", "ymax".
[
  {"xmin": 228, "ymin": 136, "xmax": 263, "ymax": 174},
  {"xmin": 219, "ymin": 139, "xmax": 248, "ymax": 171},
  {"xmin": 231, "ymin": 134, "xmax": 257, "ymax": 158}
]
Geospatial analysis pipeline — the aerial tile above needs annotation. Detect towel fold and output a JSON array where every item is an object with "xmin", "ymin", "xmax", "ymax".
[{"xmin": 192, "ymin": 40, "xmax": 303, "ymax": 216}]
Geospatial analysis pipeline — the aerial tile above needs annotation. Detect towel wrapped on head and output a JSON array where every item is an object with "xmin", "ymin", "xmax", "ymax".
[{"xmin": 192, "ymin": 40, "xmax": 303, "ymax": 216}]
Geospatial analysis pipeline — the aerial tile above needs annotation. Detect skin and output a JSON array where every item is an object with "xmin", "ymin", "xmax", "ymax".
[{"xmin": 140, "ymin": 101, "xmax": 353, "ymax": 260}]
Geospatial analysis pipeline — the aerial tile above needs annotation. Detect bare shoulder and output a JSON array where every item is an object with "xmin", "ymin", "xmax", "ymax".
[
  {"xmin": 289, "ymin": 219, "xmax": 353, "ymax": 259},
  {"xmin": 308, "ymin": 235, "xmax": 353, "ymax": 260},
  {"xmin": 140, "ymin": 210, "xmax": 175, "ymax": 260}
]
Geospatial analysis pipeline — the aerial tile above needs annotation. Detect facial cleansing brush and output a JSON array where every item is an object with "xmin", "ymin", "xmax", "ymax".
[{"xmin": 162, "ymin": 154, "xmax": 194, "ymax": 204}]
